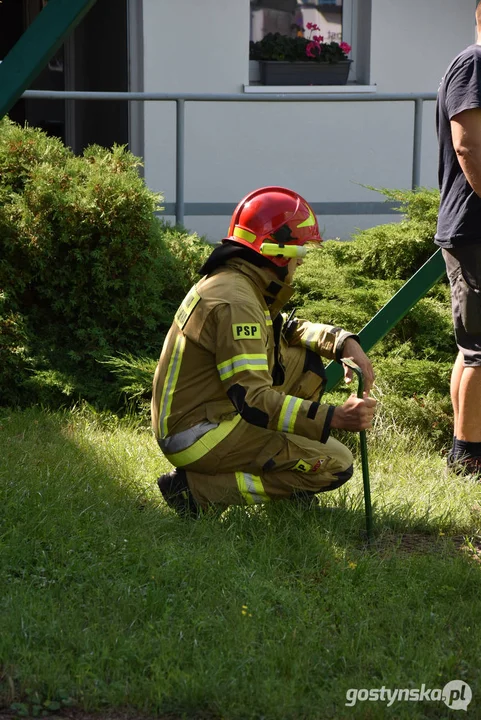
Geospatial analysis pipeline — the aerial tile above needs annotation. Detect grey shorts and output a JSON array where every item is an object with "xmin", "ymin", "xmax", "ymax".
[{"xmin": 443, "ymin": 245, "xmax": 481, "ymax": 366}]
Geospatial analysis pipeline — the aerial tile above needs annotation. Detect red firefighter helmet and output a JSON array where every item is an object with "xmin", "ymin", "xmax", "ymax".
[{"xmin": 225, "ymin": 186, "xmax": 322, "ymax": 267}]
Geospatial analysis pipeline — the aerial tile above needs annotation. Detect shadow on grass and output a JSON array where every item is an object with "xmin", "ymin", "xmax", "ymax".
[{"xmin": 2, "ymin": 407, "xmax": 481, "ymax": 720}]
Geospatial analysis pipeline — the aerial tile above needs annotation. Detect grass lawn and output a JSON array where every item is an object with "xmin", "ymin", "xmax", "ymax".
[{"xmin": 1, "ymin": 405, "xmax": 480, "ymax": 720}]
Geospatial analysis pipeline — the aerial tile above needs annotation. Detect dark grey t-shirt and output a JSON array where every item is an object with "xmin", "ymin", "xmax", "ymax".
[{"xmin": 435, "ymin": 44, "xmax": 481, "ymax": 247}]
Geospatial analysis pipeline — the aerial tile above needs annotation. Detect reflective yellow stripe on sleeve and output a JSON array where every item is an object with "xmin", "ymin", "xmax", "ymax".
[
  {"xmin": 303, "ymin": 326, "xmax": 319, "ymax": 351},
  {"xmin": 236, "ymin": 471, "xmax": 270, "ymax": 504},
  {"xmin": 158, "ymin": 333, "xmax": 186, "ymax": 438},
  {"xmin": 278, "ymin": 395, "xmax": 303, "ymax": 433},
  {"xmin": 264, "ymin": 310, "xmax": 273, "ymax": 327},
  {"xmin": 174, "ymin": 286, "xmax": 200, "ymax": 330},
  {"xmin": 217, "ymin": 353, "xmax": 268, "ymax": 381}
]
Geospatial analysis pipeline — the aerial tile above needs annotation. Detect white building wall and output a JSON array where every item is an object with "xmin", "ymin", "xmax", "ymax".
[
  {"xmin": 142, "ymin": 0, "xmax": 476, "ymax": 242},
  {"xmin": 371, "ymin": 0, "xmax": 475, "ymax": 94}
]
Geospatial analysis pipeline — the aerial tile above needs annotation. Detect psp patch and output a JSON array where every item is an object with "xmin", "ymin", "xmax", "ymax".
[
  {"xmin": 293, "ymin": 458, "xmax": 312, "ymax": 473},
  {"xmin": 232, "ymin": 323, "xmax": 261, "ymax": 340}
]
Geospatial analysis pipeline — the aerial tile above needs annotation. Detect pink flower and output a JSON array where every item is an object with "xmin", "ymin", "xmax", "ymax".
[
  {"xmin": 306, "ymin": 22, "xmax": 320, "ymax": 31},
  {"xmin": 339, "ymin": 41, "xmax": 352, "ymax": 55},
  {"xmin": 312, "ymin": 35, "xmax": 324, "ymax": 43},
  {"xmin": 306, "ymin": 41, "xmax": 321, "ymax": 58}
]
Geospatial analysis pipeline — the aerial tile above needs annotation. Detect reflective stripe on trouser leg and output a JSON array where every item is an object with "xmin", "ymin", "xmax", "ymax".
[
  {"xmin": 236, "ymin": 472, "xmax": 270, "ymax": 505},
  {"xmin": 183, "ymin": 419, "xmax": 353, "ymax": 508}
]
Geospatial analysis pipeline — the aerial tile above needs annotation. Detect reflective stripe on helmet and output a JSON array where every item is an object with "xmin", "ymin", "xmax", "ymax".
[
  {"xmin": 259, "ymin": 243, "xmax": 308, "ymax": 258},
  {"xmin": 278, "ymin": 394, "xmax": 303, "ymax": 433},
  {"xmin": 233, "ymin": 227, "xmax": 256, "ymax": 243},
  {"xmin": 236, "ymin": 471, "xmax": 270, "ymax": 504},
  {"xmin": 217, "ymin": 353, "xmax": 269, "ymax": 381},
  {"xmin": 297, "ymin": 207, "xmax": 316, "ymax": 228}
]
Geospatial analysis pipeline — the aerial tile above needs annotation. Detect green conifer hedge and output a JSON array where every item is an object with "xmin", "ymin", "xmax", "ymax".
[{"xmin": 0, "ymin": 118, "xmax": 210, "ymax": 408}]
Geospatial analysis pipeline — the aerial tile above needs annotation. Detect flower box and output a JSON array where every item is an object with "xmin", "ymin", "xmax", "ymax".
[
  {"xmin": 250, "ymin": 23, "xmax": 352, "ymax": 88},
  {"xmin": 259, "ymin": 60, "xmax": 352, "ymax": 86}
]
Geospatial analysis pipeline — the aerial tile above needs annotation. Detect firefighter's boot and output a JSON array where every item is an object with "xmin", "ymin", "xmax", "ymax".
[{"xmin": 157, "ymin": 468, "xmax": 200, "ymax": 518}]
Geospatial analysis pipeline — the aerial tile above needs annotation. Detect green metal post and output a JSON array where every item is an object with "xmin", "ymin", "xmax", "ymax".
[
  {"xmin": 325, "ymin": 248, "xmax": 446, "ymax": 392},
  {"xmin": 0, "ymin": 0, "xmax": 98, "ymax": 120},
  {"xmin": 341, "ymin": 358, "xmax": 373, "ymax": 543}
]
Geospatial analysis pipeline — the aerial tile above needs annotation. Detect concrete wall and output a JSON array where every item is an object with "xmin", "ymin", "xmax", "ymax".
[{"xmin": 142, "ymin": 0, "xmax": 476, "ymax": 242}]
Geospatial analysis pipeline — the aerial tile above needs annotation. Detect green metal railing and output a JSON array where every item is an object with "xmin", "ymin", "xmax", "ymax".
[
  {"xmin": 0, "ymin": 0, "xmax": 97, "ymax": 120},
  {"xmin": 324, "ymin": 248, "xmax": 446, "ymax": 391},
  {"xmin": 18, "ymin": 89, "xmax": 437, "ymax": 229}
]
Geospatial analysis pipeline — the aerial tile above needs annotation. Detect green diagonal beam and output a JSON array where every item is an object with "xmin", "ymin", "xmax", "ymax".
[
  {"xmin": 0, "ymin": 0, "xmax": 98, "ymax": 120},
  {"xmin": 325, "ymin": 248, "xmax": 446, "ymax": 392}
]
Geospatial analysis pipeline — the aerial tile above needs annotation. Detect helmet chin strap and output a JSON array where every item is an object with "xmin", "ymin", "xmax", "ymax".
[{"xmin": 259, "ymin": 243, "xmax": 307, "ymax": 259}]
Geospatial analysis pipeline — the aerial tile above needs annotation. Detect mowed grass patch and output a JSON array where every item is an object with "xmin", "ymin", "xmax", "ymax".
[{"xmin": 1, "ymin": 406, "xmax": 481, "ymax": 720}]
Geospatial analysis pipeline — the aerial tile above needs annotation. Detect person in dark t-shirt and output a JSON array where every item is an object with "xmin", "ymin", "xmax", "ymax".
[{"xmin": 435, "ymin": 1, "xmax": 481, "ymax": 477}]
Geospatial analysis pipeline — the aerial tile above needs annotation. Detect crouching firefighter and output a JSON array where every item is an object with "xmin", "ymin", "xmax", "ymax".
[{"xmin": 152, "ymin": 186, "xmax": 376, "ymax": 517}]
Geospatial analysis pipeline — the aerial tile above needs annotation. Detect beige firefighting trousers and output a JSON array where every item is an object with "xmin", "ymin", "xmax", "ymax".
[{"xmin": 162, "ymin": 345, "xmax": 354, "ymax": 509}]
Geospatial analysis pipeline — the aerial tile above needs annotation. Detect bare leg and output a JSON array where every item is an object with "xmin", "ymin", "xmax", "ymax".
[
  {"xmin": 450, "ymin": 351, "xmax": 465, "ymax": 437},
  {"xmin": 457, "ymin": 365, "xmax": 481, "ymax": 442}
]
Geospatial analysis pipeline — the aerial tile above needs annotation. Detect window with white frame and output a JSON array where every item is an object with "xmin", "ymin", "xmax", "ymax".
[{"xmin": 249, "ymin": 0, "xmax": 370, "ymax": 86}]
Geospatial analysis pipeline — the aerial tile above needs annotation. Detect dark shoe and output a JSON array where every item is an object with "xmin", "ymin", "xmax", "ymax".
[
  {"xmin": 157, "ymin": 468, "xmax": 200, "ymax": 518},
  {"xmin": 447, "ymin": 453, "xmax": 481, "ymax": 479}
]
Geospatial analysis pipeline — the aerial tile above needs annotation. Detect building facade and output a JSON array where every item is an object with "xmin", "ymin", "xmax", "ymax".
[
  {"xmin": 139, "ymin": 0, "xmax": 475, "ymax": 240},
  {"xmin": 2, "ymin": 0, "xmax": 476, "ymax": 241}
]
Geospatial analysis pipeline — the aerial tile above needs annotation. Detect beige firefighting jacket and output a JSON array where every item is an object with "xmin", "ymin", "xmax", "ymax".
[{"xmin": 152, "ymin": 258, "xmax": 356, "ymax": 450}]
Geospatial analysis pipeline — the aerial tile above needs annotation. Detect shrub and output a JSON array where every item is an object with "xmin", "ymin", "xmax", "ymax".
[
  {"xmin": 347, "ymin": 187, "xmax": 440, "ymax": 279},
  {"xmin": 157, "ymin": 220, "xmax": 212, "ymax": 291},
  {"xmin": 293, "ymin": 187, "xmax": 447, "ymax": 350},
  {"xmin": 0, "ymin": 117, "xmax": 212, "ymax": 408},
  {"xmin": 0, "ymin": 292, "xmax": 30, "ymax": 406},
  {"xmin": 373, "ymin": 358, "xmax": 451, "ymax": 398},
  {"xmin": 289, "ymin": 186, "xmax": 457, "ymax": 448},
  {"xmin": 375, "ymin": 391, "xmax": 453, "ymax": 449}
]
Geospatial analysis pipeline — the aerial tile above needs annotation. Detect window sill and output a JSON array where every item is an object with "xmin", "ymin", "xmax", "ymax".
[{"xmin": 243, "ymin": 84, "xmax": 377, "ymax": 94}]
